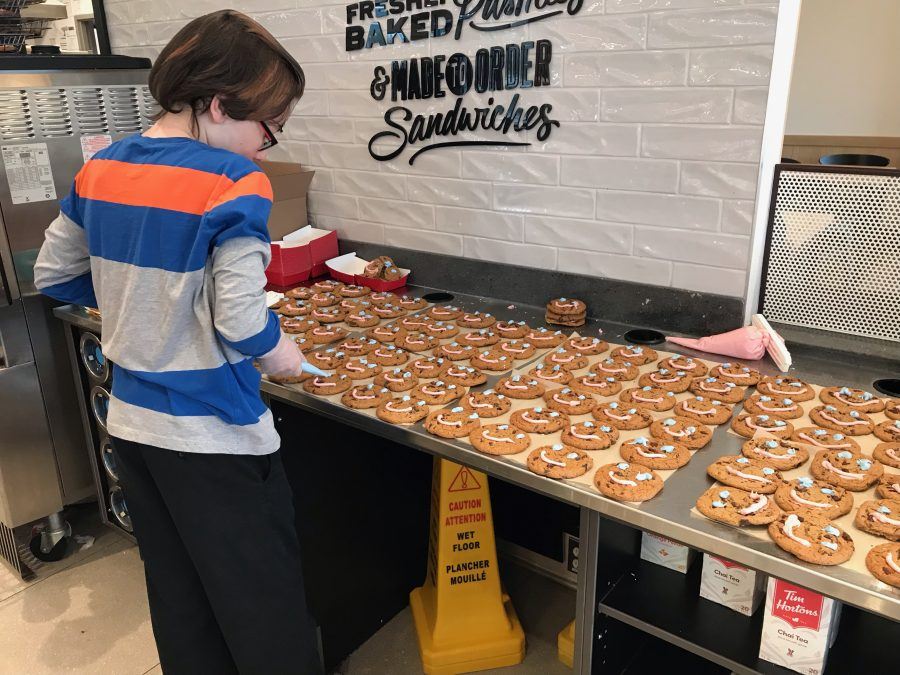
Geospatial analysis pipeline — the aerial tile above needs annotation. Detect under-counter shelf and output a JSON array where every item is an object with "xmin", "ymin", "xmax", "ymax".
[{"xmin": 598, "ymin": 558, "xmax": 897, "ymax": 675}]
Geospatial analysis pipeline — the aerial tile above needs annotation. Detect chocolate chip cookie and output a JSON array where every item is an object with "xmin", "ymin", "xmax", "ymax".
[
  {"xmin": 810, "ymin": 404, "xmax": 875, "ymax": 435},
  {"xmin": 731, "ymin": 413, "xmax": 794, "ymax": 439},
  {"xmin": 593, "ymin": 401, "xmax": 654, "ymax": 430},
  {"xmin": 768, "ymin": 513, "xmax": 854, "ymax": 565},
  {"xmin": 619, "ymin": 437, "xmax": 690, "ymax": 470},
  {"xmin": 561, "ymin": 420, "xmax": 618, "ymax": 451},
  {"xmin": 649, "ymin": 416, "xmax": 714, "ymax": 450},
  {"xmin": 756, "ymin": 376, "xmax": 815, "ymax": 402},
  {"xmin": 595, "ymin": 462, "xmax": 663, "ymax": 502},
  {"xmin": 510, "ymin": 407, "xmax": 569, "ymax": 434},
  {"xmin": 674, "ymin": 397, "xmax": 733, "ymax": 425},
  {"xmin": 528, "ymin": 444, "xmax": 593, "ymax": 479},
  {"xmin": 470, "ymin": 424, "xmax": 530, "ymax": 455},
  {"xmin": 697, "ymin": 485, "xmax": 782, "ymax": 526},
  {"xmin": 741, "ymin": 437, "xmax": 809, "ymax": 470},
  {"xmin": 810, "ymin": 449, "xmax": 883, "ymax": 490},
  {"xmin": 775, "ymin": 476, "xmax": 853, "ymax": 520},
  {"xmin": 619, "ymin": 386, "xmax": 677, "ymax": 412},
  {"xmin": 495, "ymin": 375, "xmax": 545, "ymax": 400},
  {"xmin": 459, "ymin": 389, "xmax": 511, "ymax": 418},
  {"xmin": 424, "ymin": 407, "xmax": 481, "ymax": 439},
  {"xmin": 707, "ymin": 455, "xmax": 782, "ymax": 493}
]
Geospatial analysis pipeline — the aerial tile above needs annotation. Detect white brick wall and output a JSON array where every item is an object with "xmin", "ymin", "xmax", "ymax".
[{"xmin": 106, "ymin": 0, "xmax": 779, "ymax": 298}]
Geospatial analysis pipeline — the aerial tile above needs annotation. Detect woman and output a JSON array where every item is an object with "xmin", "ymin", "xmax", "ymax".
[{"xmin": 34, "ymin": 11, "xmax": 321, "ymax": 674}]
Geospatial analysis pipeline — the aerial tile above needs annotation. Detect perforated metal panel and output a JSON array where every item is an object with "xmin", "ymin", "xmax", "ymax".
[
  {"xmin": 0, "ymin": 89, "xmax": 32, "ymax": 140},
  {"xmin": 762, "ymin": 168, "xmax": 900, "ymax": 342}
]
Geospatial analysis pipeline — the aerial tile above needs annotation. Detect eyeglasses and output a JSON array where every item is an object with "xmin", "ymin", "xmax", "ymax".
[{"xmin": 259, "ymin": 121, "xmax": 281, "ymax": 151}]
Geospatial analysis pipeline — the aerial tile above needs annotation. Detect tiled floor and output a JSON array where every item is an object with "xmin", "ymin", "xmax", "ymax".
[{"xmin": 1, "ymin": 510, "xmax": 574, "ymax": 675}]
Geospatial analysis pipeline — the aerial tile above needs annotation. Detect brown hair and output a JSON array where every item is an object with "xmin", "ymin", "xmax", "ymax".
[{"xmin": 149, "ymin": 10, "xmax": 304, "ymax": 126}]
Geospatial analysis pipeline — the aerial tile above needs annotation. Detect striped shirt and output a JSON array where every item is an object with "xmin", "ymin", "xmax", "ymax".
[{"xmin": 34, "ymin": 135, "xmax": 281, "ymax": 455}]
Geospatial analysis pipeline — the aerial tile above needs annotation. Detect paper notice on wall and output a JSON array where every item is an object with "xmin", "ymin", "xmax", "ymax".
[
  {"xmin": 80, "ymin": 134, "xmax": 112, "ymax": 163},
  {"xmin": 1, "ymin": 143, "xmax": 57, "ymax": 204}
]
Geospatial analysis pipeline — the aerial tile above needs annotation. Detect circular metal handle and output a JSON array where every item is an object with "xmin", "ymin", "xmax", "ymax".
[
  {"xmin": 109, "ymin": 487, "xmax": 132, "ymax": 532},
  {"xmin": 100, "ymin": 437, "xmax": 118, "ymax": 482},
  {"xmin": 79, "ymin": 332, "xmax": 109, "ymax": 382},
  {"xmin": 90, "ymin": 386, "xmax": 111, "ymax": 433}
]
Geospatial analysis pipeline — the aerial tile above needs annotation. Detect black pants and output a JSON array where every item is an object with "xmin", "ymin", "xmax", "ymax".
[{"xmin": 113, "ymin": 437, "xmax": 322, "ymax": 675}]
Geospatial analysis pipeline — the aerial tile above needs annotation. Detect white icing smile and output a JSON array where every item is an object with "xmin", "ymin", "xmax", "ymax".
[
  {"xmin": 701, "ymin": 382, "xmax": 729, "ymax": 393},
  {"xmin": 385, "ymin": 402, "xmax": 413, "ymax": 412},
  {"xmin": 521, "ymin": 413, "xmax": 549, "ymax": 424},
  {"xmin": 634, "ymin": 393, "xmax": 663, "ymax": 403},
  {"xmin": 352, "ymin": 390, "xmax": 377, "ymax": 400},
  {"xmin": 888, "ymin": 552, "xmax": 900, "ymax": 574},
  {"xmin": 789, "ymin": 489, "xmax": 830, "ymax": 508},
  {"xmin": 608, "ymin": 471, "xmax": 637, "ymax": 487},
  {"xmin": 569, "ymin": 427, "xmax": 600, "ymax": 440},
  {"xmin": 482, "ymin": 431, "xmax": 514, "ymax": 443},
  {"xmin": 651, "ymin": 374, "xmax": 679, "ymax": 383},
  {"xmin": 683, "ymin": 404, "xmax": 714, "ymax": 416},
  {"xmin": 553, "ymin": 394, "xmax": 581, "ymax": 407},
  {"xmin": 759, "ymin": 402, "xmax": 796, "ymax": 413},
  {"xmin": 540, "ymin": 451, "xmax": 567, "ymax": 467},
  {"xmin": 783, "ymin": 514, "xmax": 811, "ymax": 547},
  {"xmin": 436, "ymin": 414, "xmax": 463, "ymax": 427},
  {"xmin": 872, "ymin": 511, "xmax": 900, "ymax": 526},
  {"xmin": 821, "ymin": 412, "xmax": 864, "ymax": 427},
  {"xmin": 725, "ymin": 466, "xmax": 771, "ymax": 484},
  {"xmin": 312, "ymin": 378, "xmax": 335, "ymax": 388},
  {"xmin": 798, "ymin": 433, "xmax": 851, "ymax": 449},
  {"xmin": 822, "ymin": 459, "xmax": 864, "ymax": 480},
  {"xmin": 636, "ymin": 447, "xmax": 666, "ymax": 459},
  {"xmin": 739, "ymin": 493, "xmax": 768, "ymax": 515}
]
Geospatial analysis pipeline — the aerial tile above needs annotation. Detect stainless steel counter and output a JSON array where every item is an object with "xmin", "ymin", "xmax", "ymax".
[{"xmin": 53, "ymin": 290, "xmax": 900, "ymax": 622}]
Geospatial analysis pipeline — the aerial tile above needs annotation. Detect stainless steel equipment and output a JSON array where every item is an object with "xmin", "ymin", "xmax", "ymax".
[{"xmin": 0, "ymin": 58, "xmax": 151, "ymax": 576}]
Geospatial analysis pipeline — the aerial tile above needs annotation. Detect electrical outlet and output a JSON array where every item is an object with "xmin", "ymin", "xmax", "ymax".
[{"xmin": 564, "ymin": 533, "xmax": 579, "ymax": 574}]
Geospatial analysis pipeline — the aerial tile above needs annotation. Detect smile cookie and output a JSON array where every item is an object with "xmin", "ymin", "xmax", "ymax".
[
  {"xmin": 544, "ymin": 387, "xmax": 597, "ymax": 415},
  {"xmin": 619, "ymin": 436, "xmax": 690, "ymax": 470},
  {"xmin": 637, "ymin": 368, "xmax": 693, "ymax": 393},
  {"xmin": 619, "ymin": 386, "xmax": 677, "ymax": 412},
  {"xmin": 338, "ymin": 337, "xmax": 379, "ymax": 356},
  {"xmin": 279, "ymin": 299, "xmax": 312, "ymax": 317},
  {"xmin": 413, "ymin": 380, "xmax": 464, "ymax": 405},
  {"xmin": 768, "ymin": 513, "xmax": 854, "ymax": 565},
  {"xmin": 375, "ymin": 395, "xmax": 429, "ymax": 424},
  {"xmin": 875, "ymin": 419, "xmax": 900, "ymax": 442},
  {"xmin": 792, "ymin": 427, "xmax": 860, "ymax": 452},
  {"xmin": 707, "ymin": 455, "xmax": 782, "ymax": 493},
  {"xmin": 424, "ymin": 321, "xmax": 459, "ymax": 339},
  {"xmin": 338, "ymin": 284, "xmax": 370, "ymax": 298},
  {"xmin": 286, "ymin": 286, "xmax": 314, "ymax": 300},
  {"xmin": 470, "ymin": 424, "xmax": 530, "ymax": 455},
  {"xmin": 569, "ymin": 374, "xmax": 622, "ymax": 398},
  {"xmin": 310, "ymin": 291, "xmax": 340, "ymax": 307},
  {"xmin": 658, "ymin": 355, "xmax": 708, "ymax": 377},
  {"xmin": 396, "ymin": 332, "xmax": 439, "ymax": 353},
  {"xmin": 876, "ymin": 473, "xmax": 900, "ymax": 500},
  {"xmin": 697, "ymin": 486, "xmax": 781, "ymax": 526},
  {"xmin": 594, "ymin": 462, "xmax": 663, "ymax": 502},
  {"xmin": 281, "ymin": 317, "xmax": 317, "ymax": 334},
  {"xmin": 866, "ymin": 542, "xmax": 900, "ymax": 588},
  {"xmin": 529, "ymin": 362, "xmax": 573, "ymax": 385},
  {"xmin": 756, "ymin": 376, "xmax": 815, "ymax": 401},
  {"xmin": 593, "ymin": 401, "xmax": 653, "ymax": 430},
  {"xmin": 497, "ymin": 340, "xmax": 536, "ymax": 360},
  {"xmin": 591, "ymin": 358, "xmax": 639, "ymax": 382},
  {"xmin": 457, "ymin": 329, "xmax": 499, "ymax": 348},
  {"xmin": 561, "ymin": 420, "xmax": 618, "ymax": 451},
  {"xmin": 369, "ymin": 291, "xmax": 400, "ymax": 306},
  {"xmin": 886, "ymin": 399, "xmax": 900, "ymax": 420},
  {"xmin": 409, "ymin": 356, "xmax": 448, "ymax": 379},
  {"xmin": 437, "ymin": 342, "xmax": 476, "ymax": 361},
  {"xmin": 810, "ymin": 449, "xmax": 883, "ymax": 490},
  {"xmin": 369, "ymin": 344, "xmax": 410, "ymax": 367},
  {"xmin": 457, "ymin": 312, "xmax": 496, "ymax": 329},
  {"xmin": 495, "ymin": 320, "xmax": 530, "ymax": 339},
  {"xmin": 495, "ymin": 375, "xmax": 545, "ymax": 400},
  {"xmin": 809, "ymin": 405, "xmax": 874, "ymax": 435},
  {"xmin": 459, "ymin": 389, "xmax": 511, "ymax": 418},
  {"xmin": 874, "ymin": 442, "xmax": 900, "ymax": 469},
  {"xmin": 374, "ymin": 367, "xmax": 419, "ymax": 392},
  {"xmin": 398, "ymin": 295, "xmax": 427, "ymax": 310},
  {"xmin": 689, "ymin": 376, "xmax": 745, "ymax": 404},
  {"xmin": 510, "ymin": 407, "xmax": 568, "ymax": 434},
  {"xmin": 775, "ymin": 477, "xmax": 853, "ymax": 519},
  {"xmin": 443, "ymin": 365, "xmax": 487, "ymax": 387},
  {"xmin": 308, "ymin": 325, "xmax": 348, "ymax": 344},
  {"xmin": 731, "ymin": 413, "xmax": 793, "ymax": 439},
  {"xmin": 307, "ymin": 348, "xmax": 347, "ymax": 371},
  {"xmin": 564, "ymin": 336, "xmax": 609, "ymax": 356},
  {"xmin": 365, "ymin": 323, "xmax": 407, "ymax": 343},
  {"xmin": 742, "ymin": 394, "xmax": 804, "ymax": 419},
  {"xmin": 312, "ymin": 279, "xmax": 343, "ymax": 294},
  {"xmin": 303, "ymin": 373, "xmax": 352, "ymax": 396},
  {"xmin": 649, "ymin": 417, "xmax": 713, "ymax": 450},
  {"xmin": 523, "ymin": 327, "xmax": 566, "ymax": 348},
  {"xmin": 310, "ymin": 307, "xmax": 346, "ymax": 324},
  {"xmin": 371, "ymin": 303, "xmax": 406, "ymax": 320},
  {"xmin": 546, "ymin": 297, "xmax": 586, "ymax": 316},
  {"xmin": 426, "ymin": 304, "xmax": 462, "ymax": 320},
  {"xmin": 469, "ymin": 349, "xmax": 514, "ymax": 372},
  {"xmin": 741, "ymin": 437, "xmax": 809, "ymax": 470},
  {"xmin": 399, "ymin": 314, "xmax": 432, "ymax": 331},
  {"xmin": 294, "ymin": 335, "xmax": 314, "ymax": 353},
  {"xmin": 545, "ymin": 348, "xmax": 589, "ymax": 371},
  {"xmin": 674, "ymin": 397, "xmax": 732, "ymax": 425},
  {"xmin": 341, "ymin": 384, "xmax": 392, "ymax": 409},
  {"xmin": 610, "ymin": 345, "xmax": 657, "ymax": 366},
  {"xmin": 855, "ymin": 499, "xmax": 900, "ymax": 541},
  {"xmin": 820, "ymin": 386, "xmax": 885, "ymax": 413},
  {"xmin": 708, "ymin": 362, "xmax": 761, "ymax": 386},
  {"xmin": 424, "ymin": 407, "xmax": 481, "ymax": 439},
  {"xmin": 528, "ymin": 444, "xmax": 593, "ymax": 479},
  {"xmin": 336, "ymin": 357, "xmax": 382, "ymax": 380}
]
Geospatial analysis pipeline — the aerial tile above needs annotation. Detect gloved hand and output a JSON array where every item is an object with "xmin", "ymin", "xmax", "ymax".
[{"xmin": 258, "ymin": 333, "xmax": 304, "ymax": 378}]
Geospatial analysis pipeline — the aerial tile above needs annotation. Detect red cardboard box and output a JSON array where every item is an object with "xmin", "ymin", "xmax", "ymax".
[
  {"xmin": 326, "ymin": 252, "xmax": 410, "ymax": 291},
  {"xmin": 266, "ymin": 227, "xmax": 338, "ymax": 287}
]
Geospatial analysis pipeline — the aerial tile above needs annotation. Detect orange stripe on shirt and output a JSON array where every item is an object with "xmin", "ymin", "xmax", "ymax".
[
  {"xmin": 76, "ymin": 159, "xmax": 230, "ymax": 215},
  {"xmin": 206, "ymin": 172, "xmax": 273, "ymax": 212}
]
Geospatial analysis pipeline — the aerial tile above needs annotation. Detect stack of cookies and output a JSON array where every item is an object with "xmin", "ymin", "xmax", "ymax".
[
  {"xmin": 546, "ymin": 297, "xmax": 586, "ymax": 327},
  {"xmin": 362, "ymin": 255, "xmax": 404, "ymax": 281}
]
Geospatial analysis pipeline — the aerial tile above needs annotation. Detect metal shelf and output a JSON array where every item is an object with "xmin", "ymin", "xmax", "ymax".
[{"xmin": 599, "ymin": 558, "xmax": 897, "ymax": 675}]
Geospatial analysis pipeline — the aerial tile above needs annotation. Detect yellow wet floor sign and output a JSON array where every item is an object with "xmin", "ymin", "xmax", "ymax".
[
  {"xmin": 557, "ymin": 619, "xmax": 575, "ymax": 668},
  {"xmin": 410, "ymin": 458, "xmax": 526, "ymax": 674}
]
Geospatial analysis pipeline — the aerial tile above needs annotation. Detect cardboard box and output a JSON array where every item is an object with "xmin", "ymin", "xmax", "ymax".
[
  {"xmin": 639, "ymin": 532, "xmax": 695, "ymax": 574},
  {"xmin": 326, "ymin": 252, "xmax": 411, "ymax": 291},
  {"xmin": 259, "ymin": 161, "xmax": 315, "ymax": 241},
  {"xmin": 266, "ymin": 226, "xmax": 338, "ymax": 287},
  {"xmin": 759, "ymin": 578, "xmax": 841, "ymax": 675},
  {"xmin": 699, "ymin": 554, "xmax": 766, "ymax": 616}
]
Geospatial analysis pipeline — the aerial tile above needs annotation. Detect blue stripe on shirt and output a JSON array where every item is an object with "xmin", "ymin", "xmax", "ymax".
[
  {"xmin": 219, "ymin": 310, "xmax": 280, "ymax": 358},
  {"xmin": 111, "ymin": 360, "xmax": 268, "ymax": 426},
  {"xmin": 40, "ymin": 273, "xmax": 97, "ymax": 307}
]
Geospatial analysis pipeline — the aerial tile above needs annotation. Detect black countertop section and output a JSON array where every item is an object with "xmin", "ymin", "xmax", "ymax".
[
  {"xmin": 0, "ymin": 55, "xmax": 151, "ymax": 70},
  {"xmin": 340, "ymin": 239, "xmax": 745, "ymax": 337}
]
